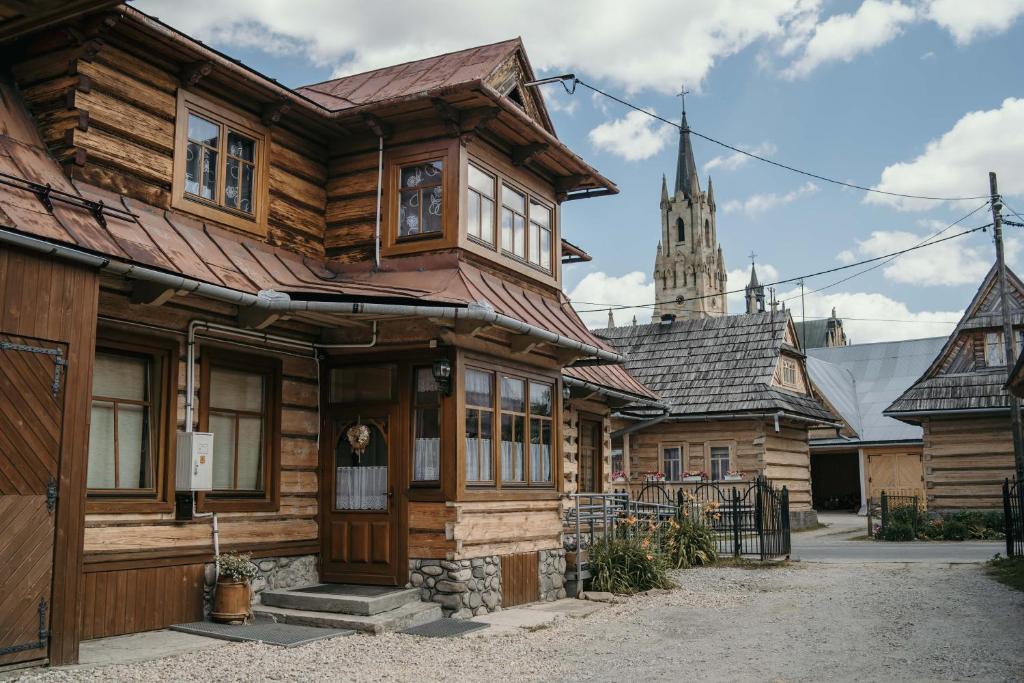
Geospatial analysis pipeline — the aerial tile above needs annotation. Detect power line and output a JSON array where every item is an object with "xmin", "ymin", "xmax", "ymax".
[
  {"xmin": 567, "ymin": 78, "xmax": 990, "ymax": 203},
  {"xmin": 573, "ymin": 218, "xmax": 990, "ymax": 313}
]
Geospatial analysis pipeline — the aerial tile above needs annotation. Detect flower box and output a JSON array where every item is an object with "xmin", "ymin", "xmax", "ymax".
[
  {"xmin": 723, "ymin": 474, "xmax": 743, "ymax": 481},
  {"xmin": 682, "ymin": 475, "xmax": 702, "ymax": 483}
]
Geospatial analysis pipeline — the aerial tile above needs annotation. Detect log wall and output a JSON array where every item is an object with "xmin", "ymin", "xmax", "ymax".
[
  {"xmin": 922, "ymin": 416, "xmax": 1016, "ymax": 510},
  {"xmin": 406, "ymin": 500, "xmax": 561, "ymax": 561},
  {"xmin": 762, "ymin": 423, "xmax": 812, "ymax": 511}
]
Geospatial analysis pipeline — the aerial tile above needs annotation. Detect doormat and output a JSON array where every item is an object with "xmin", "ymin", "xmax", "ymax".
[
  {"xmin": 170, "ymin": 621, "xmax": 354, "ymax": 647},
  {"xmin": 400, "ymin": 619, "xmax": 488, "ymax": 638},
  {"xmin": 293, "ymin": 584, "xmax": 405, "ymax": 597}
]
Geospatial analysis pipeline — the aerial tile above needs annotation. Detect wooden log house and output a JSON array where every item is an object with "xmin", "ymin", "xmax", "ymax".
[
  {"xmin": 597, "ymin": 312, "xmax": 836, "ymax": 529},
  {"xmin": 886, "ymin": 264, "xmax": 1024, "ymax": 510},
  {"xmin": 0, "ymin": 2, "xmax": 641, "ymax": 666}
]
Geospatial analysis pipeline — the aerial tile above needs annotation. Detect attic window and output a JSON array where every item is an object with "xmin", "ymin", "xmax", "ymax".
[{"xmin": 507, "ymin": 86, "xmax": 525, "ymax": 109}]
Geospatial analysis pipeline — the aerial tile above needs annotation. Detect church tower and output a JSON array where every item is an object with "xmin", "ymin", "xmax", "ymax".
[{"xmin": 652, "ymin": 92, "xmax": 727, "ymax": 320}]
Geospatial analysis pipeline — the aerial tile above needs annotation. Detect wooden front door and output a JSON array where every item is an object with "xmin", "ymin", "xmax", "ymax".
[
  {"xmin": 321, "ymin": 408, "xmax": 402, "ymax": 585},
  {"xmin": 579, "ymin": 418, "xmax": 601, "ymax": 493},
  {"xmin": 0, "ymin": 335, "xmax": 66, "ymax": 666},
  {"xmin": 868, "ymin": 451, "xmax": 925, "ymax": 504}
]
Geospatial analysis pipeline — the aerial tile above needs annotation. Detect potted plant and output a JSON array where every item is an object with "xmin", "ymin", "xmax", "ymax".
[
  {"xmin": 211, "ymin": 552, "xmax": 260, "ymax": 624},
  {"xmin": 611, "ymin": 470, "xmax": 628, "ymax": 483},
  {"xmin": 564, "ymin": 535, "xmax": 591, "ymax": 577},
  {"xmin": 681, "ymin": 470, "xmax": 702, "ymax": 483},
  {"xmin": 645, "ymin": 471, "xmax": 665, "ymax": 482},
  {"xmin": 724, "ymin": 469, "xmax": 743, "ymax": 481}
]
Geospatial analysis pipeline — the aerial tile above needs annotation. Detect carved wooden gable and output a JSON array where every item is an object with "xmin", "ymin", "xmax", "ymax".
[{"xmin": 485, "ymin": 51, "xmax": 554, "ymax": 135}]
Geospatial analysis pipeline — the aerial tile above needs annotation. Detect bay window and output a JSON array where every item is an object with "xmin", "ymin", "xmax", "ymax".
[
  {"xmin": 412, "ymin": 367, "xmax": 441, "ymax": 482},
  {"xmin": 467, "ymin": 163, "xmax": 495, "ymax": 245},
  {"xmin": 465, "ymin": 369, "xmax": 495, "ymax": 483},
  {"xmin": 398, "ymin": 160, "xmax": 444, "ymax": 238},
  {"xmin": 501, "ymin": 185, "xmax": 527, "ymax": 258}
]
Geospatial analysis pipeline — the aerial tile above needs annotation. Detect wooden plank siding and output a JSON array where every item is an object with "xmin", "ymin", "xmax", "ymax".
[
  {"xmin": 0, "ymin": 247, "xmax": 99, "ymax": 665},
  {"xmin": 922, "ymin": 416, "xmax": 1016, "ymax": 510},
  {"xmin": 78, "ymin": 564, "xmax": 204, "ymax": 640},
  {"xmin": 11, "ymin": 39, "xmax": 329, "ymax": 258},
  {"xmin": 762, "ymin": 423, "xmax": 812, "ymax": 511}
]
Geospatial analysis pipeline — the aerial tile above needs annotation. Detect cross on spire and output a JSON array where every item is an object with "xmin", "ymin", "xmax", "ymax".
[
  {"xmin": 678, "ymin": 84, "xmax": 689, "ymax": 116},
  {"xmin": 748, "ymin": 251, "xmax": 757, "ymax": 265}
]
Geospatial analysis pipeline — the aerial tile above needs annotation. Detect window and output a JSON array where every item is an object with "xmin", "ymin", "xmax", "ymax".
[
  {"xmin": 610, "ymin": 435, "xmax": 624, "ymax": 477},
  {"xmin": 173, "ymin": 90, "xmax": 268, "ymax": 235},
  {"xmin": 782, "ymin": 358, "xmax": 798, "ymax": 386},
  {"xmin": 467, "ymin": 163, "xmax": 496, "ymax": 245},
  {"xmin": 528, "ymin": 200, "xmax": 552, "ymax": 270},
  {"xmin": 398, "ymin": 160, "xmax": 444, "ymax": 238},
  {"xmin": 465, "ymin": 369, "xmax": 494, "ymax": 483},
  {"xmin": 710, "ymin": 446, "xmax": 730, "ymax": 481},
  {"xmin": 676, "ymin": 217, "xmax": 685, "ymax": 242},
  {"xmin": 412, "ymin": 367, "xmax": 441, "ymax": 482},
  {"xmin": 983, "ymin": 330, "xmax": 1023, "ymax": 367},
  {"xmin": 660, "ymin": 445, "xmax": 682, "ymax": 481},
  {"xmin": 704, "ymin": 219, "xmax": 711, "ymax": 244},
  {"xmin": 501, "ymin": 184, "xmax": 527, "ymax": 258},
  {"xmin": 199, "ymin": 349, "xmax": 281, "ymax": 511},
  {"xmin": 464, "ymin": 367, "xmax": 555, "ymax": 488}
]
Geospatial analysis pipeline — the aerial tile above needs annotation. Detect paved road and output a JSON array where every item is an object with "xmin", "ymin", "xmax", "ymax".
[{"xmin": 792, "ymin": 539, "xmax": 1005, "ymax": 563}]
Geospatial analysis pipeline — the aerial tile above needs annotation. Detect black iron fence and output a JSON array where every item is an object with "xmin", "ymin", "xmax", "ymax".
[
  {"xmin": 1003, "ymin": 478, "xmax": 1023, "ymax": 557},
  {"xmin": 877, "ymin": 491, "xmax": 921, "ymax": 539},
  {"xmin": 568, "ymin": 477, "xmax": 791, "ymax": 561}
]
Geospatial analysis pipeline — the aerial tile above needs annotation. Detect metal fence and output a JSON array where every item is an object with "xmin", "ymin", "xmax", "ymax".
[
  {"xmin": 1003, "ymin": 478, "xmax": 1023, "ymax": 557},
  {"xmin": 870, "ymin": 491, "xmax": 921, "ymax": 539}
]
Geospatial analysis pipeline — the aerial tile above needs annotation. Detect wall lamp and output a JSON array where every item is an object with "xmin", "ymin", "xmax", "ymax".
[{"xmin": 432, "ymin": 357, "xmax": 453, "ymax": 396}]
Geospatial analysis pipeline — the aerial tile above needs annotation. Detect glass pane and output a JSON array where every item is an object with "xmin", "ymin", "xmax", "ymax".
[
  {"xmin": 185, "ymin": 141, "xmax": 201, "ymax": 195},
  {"xmin": 479, "ymin": 411, "xmax": 493, "ymax": 480},
  {"xmin": 501, "ymin": 208, "xmax": 513, "ymax": 251},
  {"xmin": 529, "ymin": 383, "xmax": 552, "ymax": 416},
  {"xmin": 415, "ymin": 367, "xmax": 440, "ymax": 407},
  {"xmin": 187, "ymin": 113, "xmax": 218, "ymax": 146},
  {"xmin": 540, "ymin": 228, "xmax": 551, "ymax": 269},
  {"xmin": 414, "ymin": 407, "xmax": 440, "ymax": 481},
  {"xmin": 210, "ymin": 367, "xmax": 263, "ymax": 413},
  {"xmin": 467, "ymin": 192, "xmax": 480, "ymax": 238},
  {"xmin": 236, "ymin": 415, "xmax": 263, "ymax": 490},
  {"xmin": 93, "ymin": 353, "xmax": 148, "ymax": 401},
  {"xmin": 399, "ymin": 189, "xmax": 420, "ymax": 237},
  {"xmin": 530, "ymin": 417, "xmax": 552, "ymax": 483},
  {"xmin": 468, "ymin": 164, "xmax": 494, "ymax": 197},
  {"xmin": 423, "ymin": 186, "xmax": 443, "ymax": 233},
  {"xmin": 480, "ymin": 197, "xmax": 494, "ymax": 244},
  {"xmin": 87, "ymin": 401, "xmax": 115, "ymax": 488},
  {"xmin": 663, "ymin": 447, "xmax": 681, "ymax": 481},
  {"xmin": 465, "ymin": 369, "xmax": 493, "ymax": 407},
  {"xmin": 501, "ymin": 413, "xmax": 524, "ymax": 482},
  {"xmin": 401, "ymin": 160, "xmax": 443, "ymax": 189},
  {"xmin": 225, "ymin": 157, "xmax": 240, "ymax": 209},
  {"xmin": 513, "ymin": 215, "xmax": 525, "ymax": 257},
  {"xmin": 240, "ymin": 163, "xmax": 254, "ymax": 214},
  {"xmin": 201, "ymin": 148, "xmax": 217, "ymax": 200},
  {"xmin": 502, "ymin": 184, "xmax": 524, "ymax": 213},
  {"xmin": 528, "ymin": 222, "xmax": 540, "ymax": 264},
  {"xmin": 529, "ymin": 201, "xmax": 550, "ymax": 228},
  {"xmin": 335, "ymin": 423, "xmax": 388, "ymax": 510},
  {"xmin": 501, "ymin": 377, "xmax": 525, "ymax": 412},
  {"xmin": 210, "ymin": 413, "xmax": 236, "ymax": 489},
  {"xmin": 465, "ymin": 412, "xmax": 480, "ymax": 481},
  {"xmin": 330, "ymin": 365, "xmax": 396, "ymax": 403},
  {"xmin": 227, "ymin": 131, "xmax": 254, "ymax": 162},
  {"xmin": 118, "ymin": 403, "xmax": 150, "ymax": 489}
]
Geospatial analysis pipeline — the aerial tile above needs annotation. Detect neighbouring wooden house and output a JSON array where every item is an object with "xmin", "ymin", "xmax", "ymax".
[
  {"xmin": 886, "ymin": 264, "xmax": 1024, "ymax": 510},
  {"xmin": 805, "ymin": 337, "xmax": 946, "ymax": 513},
  {"xmin": 596, "ymin": 311, "xmax": 836, "ymax": 529},
  {"xmin": 0, "ymin": 2, "xmax": 629, "ymax": 666}
]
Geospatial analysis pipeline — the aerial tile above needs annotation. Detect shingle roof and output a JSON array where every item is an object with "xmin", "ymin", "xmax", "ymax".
[
  {"xmin": 595, "ymin": 312, "xmax": 833, "ymax": 421},
  {"xmin": 807, "ymin": 337, "xmax": 947, "ymax": 443},
  {"xmin": 794, "ymin": 319, "xmax": 832, "ymax": 350},
  {"xmin": 887, "ymin": 263, "xmax": 1024, "ymax": 416},
  {"xmin": 563, "ymin": 364, "xmax": 660, "ymax": 403}
]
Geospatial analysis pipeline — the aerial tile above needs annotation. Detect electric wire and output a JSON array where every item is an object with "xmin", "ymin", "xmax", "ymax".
[{"xmin": 568, "ymin": 78, "xmax": 991, "ymax": 203}]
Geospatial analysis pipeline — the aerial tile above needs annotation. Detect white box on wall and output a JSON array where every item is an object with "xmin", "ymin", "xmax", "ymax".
[{"xmin": 176, "ymin": 431, "xmax": 213, "ymax": 491}]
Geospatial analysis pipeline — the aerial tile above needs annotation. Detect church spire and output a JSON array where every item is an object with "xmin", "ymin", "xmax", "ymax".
[
  {"xmin": 674, "ymin": 85, "xmax": 698, "ymax": 199},
  {"xmin": 661, "ymin": 174, "xmax": 669, "ymax": 205}
]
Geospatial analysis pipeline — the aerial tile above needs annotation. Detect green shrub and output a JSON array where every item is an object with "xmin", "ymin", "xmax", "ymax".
[
  {"xmin": 880, "ymin": 522, "xmax": 916, "ymax": 541},
  {"xmin": 918, "ymin": 511, "xmax": 1005, "ymax": 541},
  {"xmin": 663, "ymin": 517, "xmax": 717, "ymax": 569},
  {"xmin": 589, "ymin": 533, "xmax": 673, "ymax": 594},
  {"xmin": 941, "ymin": 518, "xmax": 969, "ymax": 541}
]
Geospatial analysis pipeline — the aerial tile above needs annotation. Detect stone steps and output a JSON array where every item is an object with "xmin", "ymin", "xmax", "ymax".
[
  {"xmin": 252, "ymin": 600, "xmax": 442, "ymax": 635},
  {"xmin": 260, "ymin": 585, "xmax": 420, "ymax": 616}
]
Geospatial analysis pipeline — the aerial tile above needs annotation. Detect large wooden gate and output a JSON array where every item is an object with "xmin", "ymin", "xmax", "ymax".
[{"xmin": 0, "ymin": 335, "xmax": 66, "ymax": 667}]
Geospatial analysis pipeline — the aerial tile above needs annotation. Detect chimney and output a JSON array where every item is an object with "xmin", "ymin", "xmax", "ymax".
[{"xmin": 660, "ymin": 313, "xmax": 676, "ymax": 326}]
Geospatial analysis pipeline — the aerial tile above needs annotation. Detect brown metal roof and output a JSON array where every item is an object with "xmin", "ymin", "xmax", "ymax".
[
  {"xmin": 0, "ymin": 0, "xmax": 123, "ymax": 43},
  {"xmin": 564, "ymin": 364, "xmax": 660, "ymax": 402},
  {"xmin": 297, "ymin": 40, "xmax": 523, "ymax": 112}
]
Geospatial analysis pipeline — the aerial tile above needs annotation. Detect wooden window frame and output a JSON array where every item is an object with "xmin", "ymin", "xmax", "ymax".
[
  {"xmin": 411, "ymin": 365, "xmax": 443, "ymax": 486},
  {"xmin": 460, "ymin": 356, "xmax": 560, "ymax": 498},
  {"xmin": 658, "ymin": 442, "xmax": 685, "ymax": 482},
  {"xmin": 197, "ymin": 347, "xmax": 281, "ymax": 513},
  {"xmin": 87, "ymin": 332, "xmax": 178, "ymax": 513},
  {"xmin": 465, "ymin": 161, "xmax": 497, "ymax": 247},
  {"xmin": 705, "ymin": 440, "xmax": 736, "ymax": 481},
  {"xmin": 383, "ymin": 141, "xmax": 459, "ymax": 257},
  {"xmin": 172, "ymin": 89, "xmax": 270, "ymax": 236},
  {"xmin": 708, "ymin": 443, "xmax": 732, "ymax": 481},
  {"xmin": 578, "ymin": 414, "xmax": 604, "ymax": 492}
]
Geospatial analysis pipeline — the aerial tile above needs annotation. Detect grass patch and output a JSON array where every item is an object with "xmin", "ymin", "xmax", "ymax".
[
  {"xmin": 987, "ymin": 554, "xmax": 1024, "ymax": 592},
  {"xmin": 714, "ymin": 557, "xmax": 793, "ymax": 570}
]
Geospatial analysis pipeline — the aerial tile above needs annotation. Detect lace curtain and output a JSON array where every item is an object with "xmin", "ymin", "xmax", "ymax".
[
  {"xmin": 336, "ymin": 466, "xmax": 387, "ymax": 510},
  {"xmin": 414, "ymin": 438, "xmax": 440, "ymax": 480}
]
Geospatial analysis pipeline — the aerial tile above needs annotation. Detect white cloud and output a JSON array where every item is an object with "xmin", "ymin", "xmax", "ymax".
[
  {"xmin": 543, "ymin": 89, "xmax": 577, "ymax": 116},
  {"xmin": 567, "ymin": 271, "xmax": 655, "ymax": 328},
  {"xmin": 702, "ymin": 142, "xmax": 777, "ymax": 174},
  {"xmin": 782, "ymin": 0, "xmax": 916, "ymax": 79},
  {"xmin": 721, "ymin": 181, "xmax": 819, "ymax": 216},
  {"xmin": 867, "ymin": 98, "xmax": 1024, "ymax": 211},
  {"xmin": 836, "ymin": 228, "xmax": 1015, "ymax": 286},
  {"xmin": 134, "ymin": 0, "xmax": 824, "ymax": 94},
  {"xmin": 726, "ymin": 263, "xmax": 780, "ymax": 312},
  {"xmin": 588, "ymin": 110, "xmax": 674, "ymax": 162},
  {"xmin": 920, "ymin": 50, "xmax": 935, "ymax": 60},
  {"xmin": 778, "ymin": 288, "xmax": 962, "ymax": 343},
  {"xmin": 923, "ymin": 0, "xmax": 1024, "ymax": 44}
]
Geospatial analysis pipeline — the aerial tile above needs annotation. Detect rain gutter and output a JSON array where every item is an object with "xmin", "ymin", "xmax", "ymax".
[{"xmin": 562, "ymin": 375, "xmax": 667, "ymax": 411}]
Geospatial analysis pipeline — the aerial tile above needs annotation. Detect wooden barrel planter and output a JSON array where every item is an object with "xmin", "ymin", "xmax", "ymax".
[{"xmin": 211, "ymin": 580, "xmax": 251, "ymax": 624}]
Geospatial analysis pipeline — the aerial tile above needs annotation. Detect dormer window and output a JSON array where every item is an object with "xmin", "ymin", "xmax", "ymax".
[{"xmin": 398, "ymin": 160, "xmax": 444, "ymax": 238}]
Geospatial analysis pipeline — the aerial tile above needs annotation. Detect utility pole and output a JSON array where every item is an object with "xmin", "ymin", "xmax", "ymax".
[
  {"xmin": 799, "ymin": 279, "xmax": 806, "ymax": 350},
  {"xmin": 990, "ymin": 171, "xmax": 1024, "ymax": 481}
]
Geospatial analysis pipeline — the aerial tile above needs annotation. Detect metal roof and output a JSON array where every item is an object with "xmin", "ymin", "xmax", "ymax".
[{"xmin": 807, "ymin": 337, "xmax": 947, "ymax": 442}]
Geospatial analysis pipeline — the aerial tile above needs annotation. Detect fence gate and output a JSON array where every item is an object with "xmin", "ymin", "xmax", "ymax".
[
  {"xmin": 1004, "ymin": 478, "xmax": 1023, "ymax": 558},
  {"xmin": 0, "ymin": 335, "xmax": 66, "ymax": 667}
]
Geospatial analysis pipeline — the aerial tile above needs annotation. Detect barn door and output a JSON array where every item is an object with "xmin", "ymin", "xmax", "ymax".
[{"xmin": 0, "ymin": 335, "xmax": 66, "ymax": 666}]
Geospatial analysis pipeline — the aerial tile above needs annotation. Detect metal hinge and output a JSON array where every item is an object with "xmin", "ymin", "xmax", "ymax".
[
  {"xmin": 0, "ymin": 341, "xmax": 66, "ymax": 397},
  {"xmin": 46, "ymin": 478, "xmax": 58, "ymax": 513},
  {"xmin": 0, "ymin": 599, "xmax": 47, "ymax": 656}
]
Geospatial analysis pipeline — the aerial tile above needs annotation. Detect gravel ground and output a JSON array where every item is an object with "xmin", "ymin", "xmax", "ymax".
[{"xmin": 15, "ymin": 562, "xmax": 1024, "ymax": 683}]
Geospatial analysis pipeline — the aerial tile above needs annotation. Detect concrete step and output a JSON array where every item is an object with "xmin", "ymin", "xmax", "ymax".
[
  {"xmin": 260, "ymin": 584, "xmax": 421, "ymax": 616},
  {"xmin": 252, "ymin": 600, "xmax": 443, "ymax": 635}
]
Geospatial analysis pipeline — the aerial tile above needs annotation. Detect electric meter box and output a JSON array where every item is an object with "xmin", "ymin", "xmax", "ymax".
[{"xmin": 176, "ymin": 431, "xmax": 213, "ymax": 491}]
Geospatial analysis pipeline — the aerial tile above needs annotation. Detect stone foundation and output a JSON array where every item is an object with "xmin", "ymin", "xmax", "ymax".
[
  {"xmin": 789, "ymin": 509, "xmax": 819, "ymax": 531},
  {"xmin": 203, "ymin": 554, "xmax": 318, "ymax": 613},
  {"xmin": 538, "ymin": 549, "xmax": 567, "ymax": 601},
  {"xmin": 408, "ymin": 557, "xmax": 501, "ymax": 618}
]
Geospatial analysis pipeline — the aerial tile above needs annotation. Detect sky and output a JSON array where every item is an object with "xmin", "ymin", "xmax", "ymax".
[{"xmin": 134, "ymin": 0, "xmax": 1024, "ymax": 343}]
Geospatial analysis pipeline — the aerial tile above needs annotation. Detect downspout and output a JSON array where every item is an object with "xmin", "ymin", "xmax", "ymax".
[{"xmin": 373, "ymin": 135, "xmax": 384, "ymax": 269}]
